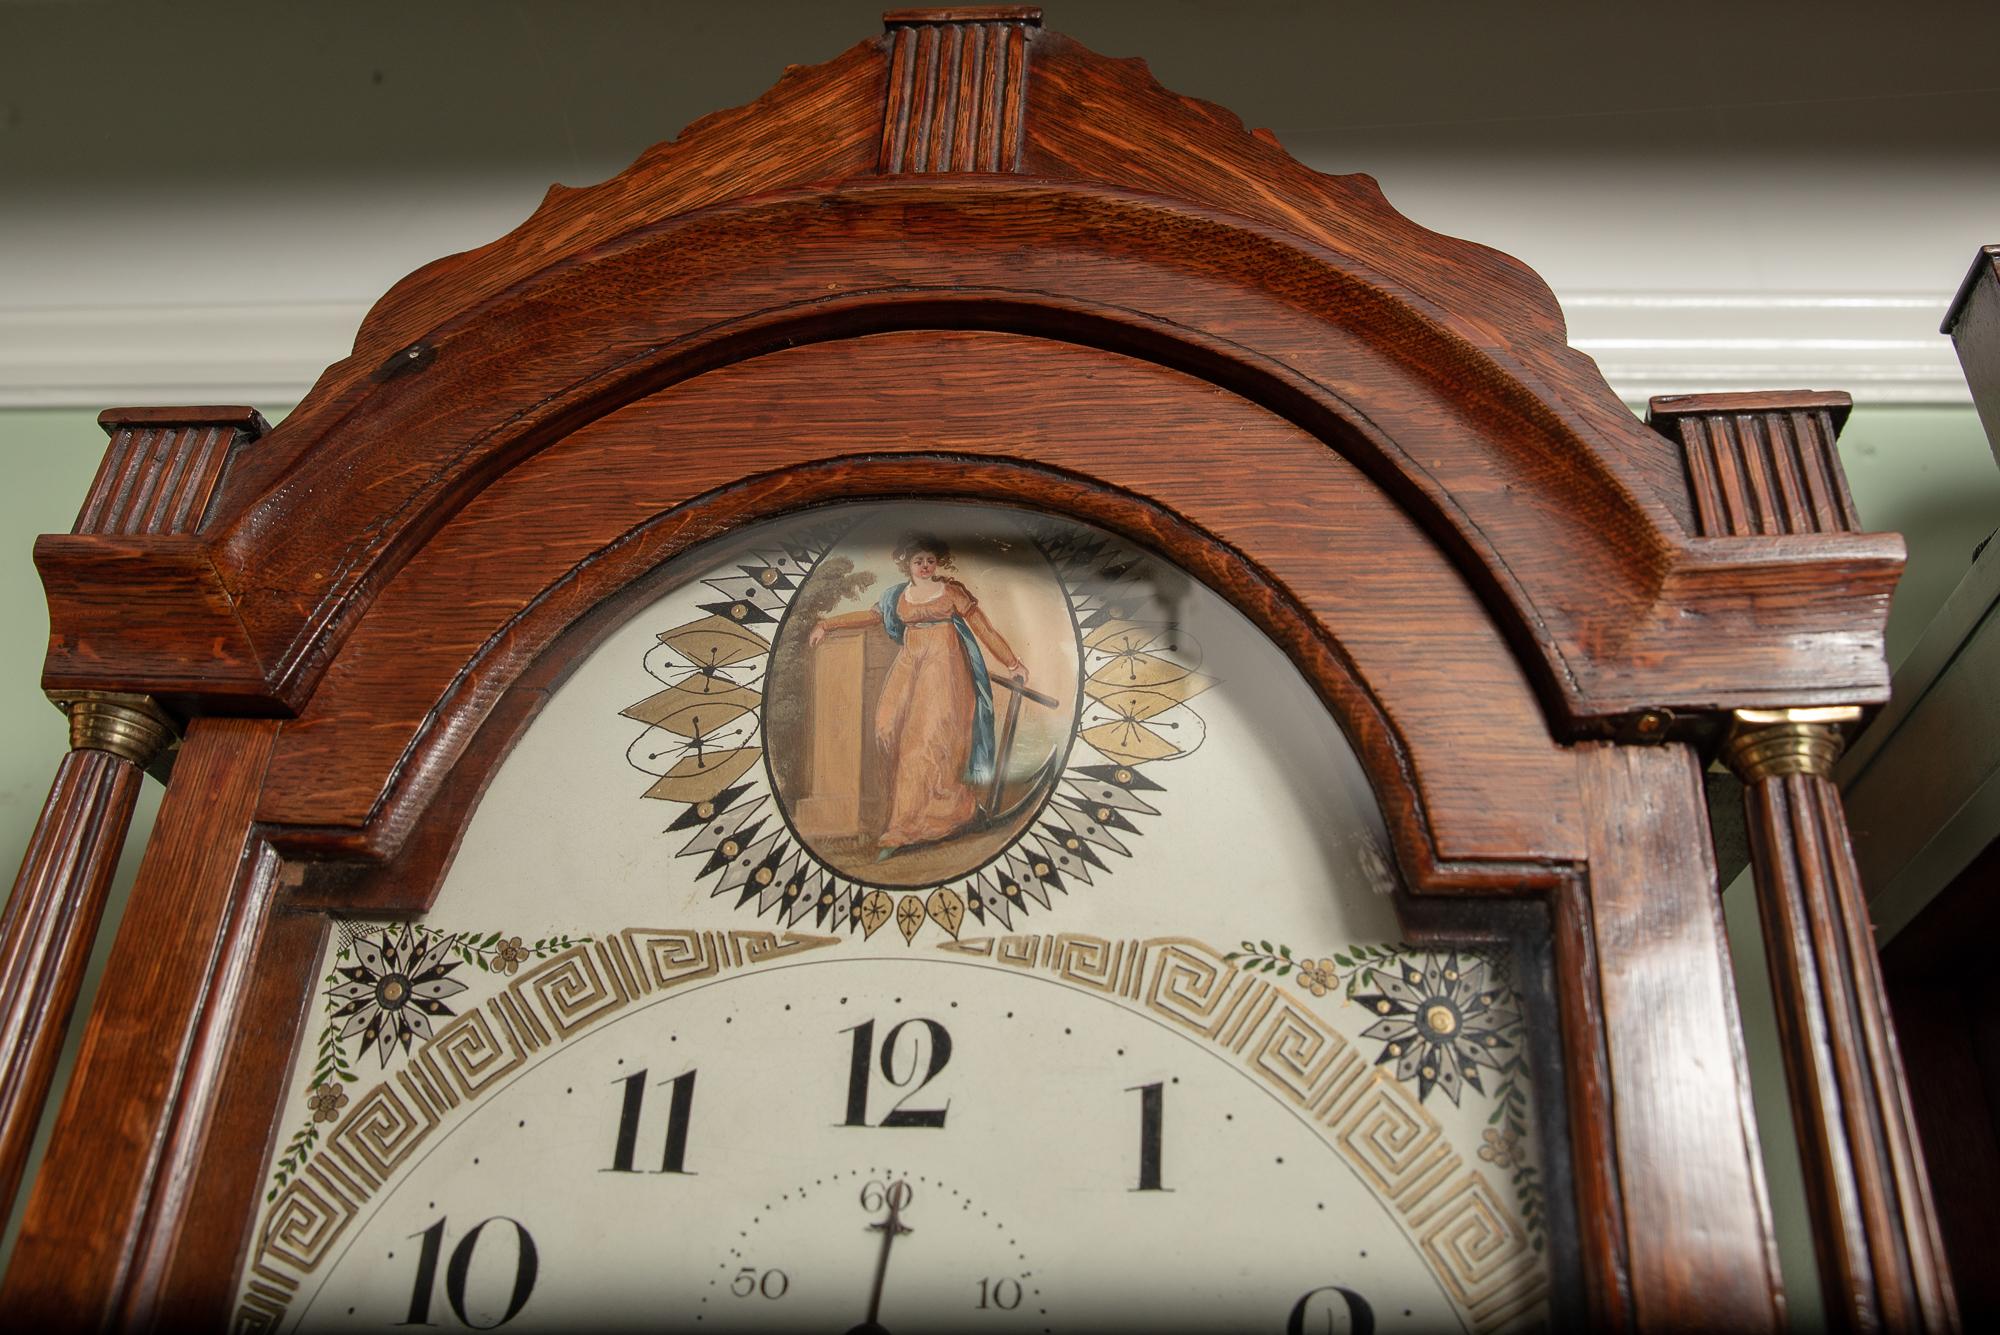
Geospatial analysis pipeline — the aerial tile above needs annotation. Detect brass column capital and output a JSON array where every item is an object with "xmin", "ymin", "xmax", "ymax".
[
  {"xmin": 1721, "ymin": 706, "xmax": 1862, "ymax": 782},
  {"xmin": 48, "ymin": 691, "xmax": 178, "ymax": 770}
]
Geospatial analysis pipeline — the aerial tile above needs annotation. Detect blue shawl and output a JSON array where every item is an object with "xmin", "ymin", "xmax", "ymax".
[{"xmin": 877, "ymin": 581, "xmax": 996, "ymax": 786}]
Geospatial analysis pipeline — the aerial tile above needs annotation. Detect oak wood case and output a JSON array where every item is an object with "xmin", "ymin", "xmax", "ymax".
[{"xmin": 0, "ymin": 8, "xmax": 1944, "ymax": 1331}]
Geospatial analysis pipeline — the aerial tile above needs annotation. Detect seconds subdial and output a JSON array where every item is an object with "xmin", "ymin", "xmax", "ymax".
[{"xmin": 701, "ymin": 1168, "xmax": 1045, "ymax": 1332}]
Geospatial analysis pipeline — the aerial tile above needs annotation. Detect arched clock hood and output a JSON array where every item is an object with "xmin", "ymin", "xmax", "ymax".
[{"xmin": 0, "ymin": 10, "xmax": 1952, "ymax": 1334}]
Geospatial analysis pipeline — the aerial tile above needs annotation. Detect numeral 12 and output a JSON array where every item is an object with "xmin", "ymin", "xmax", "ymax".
[
  {"xmin": 607, "ymin": 1068, "xmax": 697, "ymax": 1174},
  {"xmin": 840, "ymin": 1018, "xmax": 953, "ymax": 1127}
]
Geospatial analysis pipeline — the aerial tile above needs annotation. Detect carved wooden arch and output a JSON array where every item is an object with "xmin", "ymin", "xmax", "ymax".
[
  {"xmin": 260, "ymin": 379, "xmax": 1580, "ymax": 903},
  {"xmin": 34, "ymin": 31, "xmax": 1900, "ymax": 734},
  {"xmin": 0, "ymin": 9, "xmax": 1954, "ymax": 1335},
  {"xmin": 228, "ymin": 390, "xmax": 1620, "ymax": 1323}
]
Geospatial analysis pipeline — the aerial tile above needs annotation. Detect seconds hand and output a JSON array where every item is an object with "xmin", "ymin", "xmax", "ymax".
[{"xmin": 848, "ymin": 1181, "xmax": 913, "ymax": 1335}]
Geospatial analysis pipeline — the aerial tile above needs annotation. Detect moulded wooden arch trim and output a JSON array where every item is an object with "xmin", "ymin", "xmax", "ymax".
[
  {"xmin": 2, "ymin": 20, "xmax": 1830, "ymax": 1329},
  {"xmin": 264, "ymin": 444, "xmax": 1579, "ymax": 911},
  {"xmin": 39, "ymin": 182, "xmax": 1900, "ymax": 736}
]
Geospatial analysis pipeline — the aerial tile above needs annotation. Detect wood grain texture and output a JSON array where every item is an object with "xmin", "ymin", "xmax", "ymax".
[
  {"xmin": 1549, "ymin": 878, "xmax": 1635, "ymax": 1330},
  {"xmin": 1015, "ymin": 26, "xmax": 1695, "ymax": 526},
  {"xmin": 251, "ymin": 332, "xmax": 1584, "ymax": 900},
  {"xmin": 75, "ymin": 408, "xmax": 267, "ymax": 537},
  {"xmin": 31, "ymin": 28, "xmax": 1899, "ymax": 730},
  {"xmin": 1660, "ymin": 391, "xmax": 1956, "ymax": 1328},
  {"xmin": 1650, "ymin": 392, "xmax": 1861, "ymax": 538},
  {"xmin": 0, "ymin": 404, "xmax": 251, "ymax": 1261},
  {"xmin": 1744, "ymin": 773, "xmax": 1958, "ymax": 1333},
  {"xmin": 1578, "ymin": 742, "xmax": 1785, "ymax": 1332},
  {"xmin": 0, "ymin": 748, "xmax": 144, "ymax": 1228},
  {"xmin": 40, "ymin": 409, "xmax": 270, "ymax": 708},
  {"xmin": 132, "ymin": 903, "xmax": 326, "ymax": 1330},
  {"xmin": 9, "ymin": 13, "xmax": 1924, "ymax": 1326},
  {"xmin": 0, "ymin": 718, "xmax": 279, "ymax": 1327},
  {"xmin": 36, "ymin": 534, "xmax": 268, "ymax": 710},
  {"xmin": 272, "ymin": 36, "xmax": 889, "ymax": 432},
  {"xmin": 878, "ymin": 11, "xmax": 1032, "ymax": 172}
]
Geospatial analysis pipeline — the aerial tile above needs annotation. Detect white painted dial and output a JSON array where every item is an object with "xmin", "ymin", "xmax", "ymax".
[
  {"xmin": 238, "ymin": 504, "xmax": 1552, "ymax": 1334},
  {"xmin": 290, "ymin": 962, "xmax": 1462, "ymax": 1332}
]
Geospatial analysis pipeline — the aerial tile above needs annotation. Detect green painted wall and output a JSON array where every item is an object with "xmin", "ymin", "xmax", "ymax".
[
  {"xmin": 1841, "ymin": 409, "xmax": 2000, "ymax": 668},
  {"xmin": 0, "ymin": 403, "xmax": 1993, "ymax": 1314}
]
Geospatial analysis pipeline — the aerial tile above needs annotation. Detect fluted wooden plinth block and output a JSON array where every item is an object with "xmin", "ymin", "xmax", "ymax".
[{"xmin": 1733, "ymin": 719, "xmax": 1958, "ymax": 1333}]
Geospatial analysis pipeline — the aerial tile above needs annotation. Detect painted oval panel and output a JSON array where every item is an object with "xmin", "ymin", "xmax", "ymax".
[{"xmin": 762, "ymin": 506, "xmax": 1084, "ymax": 889}]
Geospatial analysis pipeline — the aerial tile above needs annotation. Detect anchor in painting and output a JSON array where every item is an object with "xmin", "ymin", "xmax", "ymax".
[{"xmin": 973, "ymin": 674, "xmax": 1063, "ymax": 829}]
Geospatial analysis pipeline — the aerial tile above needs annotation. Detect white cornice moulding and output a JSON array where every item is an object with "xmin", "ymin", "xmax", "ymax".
[
  {"xmin": 0, "ymin": 303, "xmax": 366, "ymax": 412},
  {"xmin": 0, "ymin": 291, "xmax": 1971, "ymax": 412},
  {"xmin": 1562, "ymin": 291, "xmax": 1968, "ymax": 408}
]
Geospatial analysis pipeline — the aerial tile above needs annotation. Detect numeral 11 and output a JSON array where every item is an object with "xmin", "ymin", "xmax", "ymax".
[{"xmin": 607, "ymin": 1068, "xmax": 697, "ymax": 1174}]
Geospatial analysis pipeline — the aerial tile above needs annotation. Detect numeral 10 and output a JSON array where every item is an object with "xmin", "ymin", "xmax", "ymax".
[
  {"xmin": 400, "ymin": 1216, "xmax": 538, "ymax": 1328},
  {"xmin": 977, "ymin": 1277, "xmax": 1023, "ymax": 1310}
]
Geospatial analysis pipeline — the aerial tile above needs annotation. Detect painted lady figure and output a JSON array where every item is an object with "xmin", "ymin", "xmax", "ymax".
[{"xmin": 809, "ymin": 532, "xmax": 1030, "ymax": 858}]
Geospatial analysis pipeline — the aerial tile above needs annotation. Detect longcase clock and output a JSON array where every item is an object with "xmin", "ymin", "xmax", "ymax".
[{"xmin": 0, "ymin": 9, "xmax": 1957, "ymax": 1332}]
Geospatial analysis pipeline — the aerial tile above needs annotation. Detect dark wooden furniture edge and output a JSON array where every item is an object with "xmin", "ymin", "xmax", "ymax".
[
  {"xmin": 1940, "ymin": 244, "xmax": 1999, "ymax": 335},
  {"xmin": 1943, "ymin": 243, "xmax": 2000, "ymax": 470}
]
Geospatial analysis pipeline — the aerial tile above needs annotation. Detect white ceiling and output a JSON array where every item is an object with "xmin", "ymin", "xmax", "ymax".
[{"xmin": 3, "ymin": 0, "xmax": 1996, "ymax": 408}]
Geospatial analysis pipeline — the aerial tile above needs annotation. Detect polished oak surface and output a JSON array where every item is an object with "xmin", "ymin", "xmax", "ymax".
[{"xmin": 0, "ymin": 8, "xmax": 1943, "ymax": 1330}]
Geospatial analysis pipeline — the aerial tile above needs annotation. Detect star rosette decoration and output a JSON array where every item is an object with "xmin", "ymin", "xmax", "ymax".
[
  {"xmin": 325, "ymin": 927, "xmax": 471, "ymax": 1065},
  {"xmin": 1353, "ymin": 951, "xmax": 1519, "ymax": 1105}
]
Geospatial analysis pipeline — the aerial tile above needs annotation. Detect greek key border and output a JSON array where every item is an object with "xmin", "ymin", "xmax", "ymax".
[
  {"xmin": 938, "ymin": 934, "xmax": 1550, "ymax": 1333},
  {"xmin": 234, "ymin": 928, "xmax": 839, "ymax": 1332}
]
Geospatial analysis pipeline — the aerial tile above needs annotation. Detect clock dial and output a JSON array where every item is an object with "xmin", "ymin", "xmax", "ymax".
[{"xmin": 238, "ymin": 505, "xmax": 1555, "ymax": 1333}]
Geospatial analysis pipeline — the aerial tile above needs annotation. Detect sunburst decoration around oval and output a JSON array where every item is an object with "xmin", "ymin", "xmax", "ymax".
[{"xmin": 620, "ymin": 513, "xmax": 1215, "ymax": 944}]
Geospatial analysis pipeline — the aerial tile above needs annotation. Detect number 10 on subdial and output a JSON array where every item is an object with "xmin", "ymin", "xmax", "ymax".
[{"xmin": 709, "ymin": 1173, "xmax": 1042, "ymax": 1332}]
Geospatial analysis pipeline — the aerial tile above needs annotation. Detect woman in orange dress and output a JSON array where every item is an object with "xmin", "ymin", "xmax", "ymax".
[{"xmin": 809, "ymin": 533, "xmax": 1028, "ymax": 858}]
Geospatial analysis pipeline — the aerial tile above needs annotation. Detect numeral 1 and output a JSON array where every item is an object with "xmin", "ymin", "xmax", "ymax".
[
  {"xmin": 1130, "ymin": 1081, "xmax": 1165, "ymax": 1191},
  {"xmin": 401, "ymin": 1218, "xmax": 446, "ymax": 1326},
  {"xmin": 843, "ymin": 1022, "xmax": 874, "ymax": 1127},
  {"xmin": 607, "ymin": 1067, "xmax": 698, "ymax": 1173}
]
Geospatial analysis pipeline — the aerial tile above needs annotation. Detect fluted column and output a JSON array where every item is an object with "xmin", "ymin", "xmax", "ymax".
[
  {"xmin": 0, "ymin": 406, "xmax": 262, "ymax": 1227},
  {"xmin": 1651, "ymin": 389, "xmax": 1957, "ymax": 1329},
  {"xmin": 1726, "ymin": 707, "xmax": 1958, "ymax": 1333},
  {"xmin": 0, "ymin": 692, "xmax": 175, "ymax": 1223}
]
